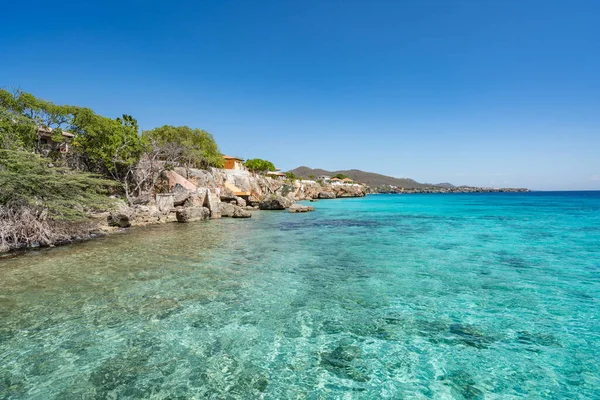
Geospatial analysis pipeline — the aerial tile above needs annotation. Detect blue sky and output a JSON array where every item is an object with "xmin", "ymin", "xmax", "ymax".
[{"xmin": 2, "ymin": 0, "xmax": 599, "ymax": 190}]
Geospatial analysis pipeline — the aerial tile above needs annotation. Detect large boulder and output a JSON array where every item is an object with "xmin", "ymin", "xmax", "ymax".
[
  {"xmin": 219, "ymin": 202, "xmax": 236, "ymax": 217},
  {"xmin": 318, "ymin": 191, "xmax": 336, "ymax": 199},
  {"xmin": 176, "ymin": 206, "xmax": 210, "ymax": 223},
  {"xmin": 289, "ymin": 204, "xmax": 315, "ymax": 213},
  {"xmin": 187, "ymin": 189, "xmax": 208, "ymax": 207},
  {"xmin": 232, "ymin": 207, "xmax": 251, "ymax": 218},
  {"xmin": 259, "ymin": 194, "xmax": 294, "ymax": 210},
  {"xmin": 203, "ymin": 190, "xmax": 221, "ymax": 219},
  {"xmin": 172, "ymin": 183, "xmax": 191, "ymax": 206}
]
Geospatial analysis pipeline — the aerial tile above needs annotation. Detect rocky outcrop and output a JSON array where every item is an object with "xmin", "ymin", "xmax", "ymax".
[
  {"xmin": 247, "ymin": 195, "xmax": 260, "ymax": 207},
  {"xmin": 232, "ymin": 208, "xmax": 251, "ymax": 218},
  {"xmin": 176, "ymin": 207, "xmax": 210, "ymax": 223},
  {"xmin": 288, "ymin": 204, "xmax": 315, "ymax": 213},
  {"xmin": 318, "ymin": 191, "xmax": 336, "ymax": 199},
  {"xmin": 259, "ymin": 194, "xmax": 294, "ymax": 210}
]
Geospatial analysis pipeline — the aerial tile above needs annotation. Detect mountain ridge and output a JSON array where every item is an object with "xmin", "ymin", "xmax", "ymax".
[{"xmin": 289, "ymin": 166, "xmax": 434, "ymax": 189}]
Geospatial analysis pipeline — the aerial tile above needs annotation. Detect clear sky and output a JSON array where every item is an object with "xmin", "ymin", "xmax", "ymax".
[{"xmin": 2, "ymin": 0, "xmax": 599, "ymax": 190}]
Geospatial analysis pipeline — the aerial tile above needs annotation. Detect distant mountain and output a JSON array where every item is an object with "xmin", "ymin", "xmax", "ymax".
[
  {"xmin": 289, "ymin": 166, "xmax": 435, "ymax": 189},
  {"xmin": 435, "ymin": 182, "xmax": 455, "ymax": 188}
]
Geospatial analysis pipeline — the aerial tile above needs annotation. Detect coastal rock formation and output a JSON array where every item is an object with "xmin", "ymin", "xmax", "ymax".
[
  {"xmin": 289, "ymin": 204, "xmax": 315, "ymax": 213},
  {"xmin": 218, "ymin": 202, "xmax": 236, "ymax": 217},
  {"xmin": 259, "ymin": 194, "xmax": 294, "ymax": 210},
  {"xmin": 172, "ymin": 184, "xmax": 191, "ymax": 206},
  {"xmin": 176, "ymin": 206, "xmax": 210, "ymax": 223},
  {"xmin": 232, "ymin": 208, "xmax": 252, "ymax": 218},
  {"xmin": 318, "ymin": 191, "xmax": 336, "ymax": 199}
]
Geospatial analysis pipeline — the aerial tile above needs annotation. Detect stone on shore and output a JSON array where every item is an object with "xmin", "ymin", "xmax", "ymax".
[
  {"xmin": 203, "ymin": 190, "xmax": 221, "ymax": 219},
  {"xmin": 318, "ymin": 191, "xmax": 336, "ymax": 199},
  {"xmin": 176, "ymin": 206, "xmax": 210, "ymax": 223},
  {"xmin": 232, "ymin": 208, "xmax": 252, "ymax": 218},
  {"xmin": 219, "ymin": 202, "xmax": 236, "ymax": 217},
  {"xmin": 172, "ymin": 184, "xmax": 191, "ymax": 206},
  {"xmin": 247, "ymin": 195, "xmax": 260, "ymax": 207},
  {"xmin": 288, "ymin": 204, "xmax": 315, "ymax": 213},
  {"xmin": 259, "ymin": 194, "xmax": 294, "ymax": 210}
]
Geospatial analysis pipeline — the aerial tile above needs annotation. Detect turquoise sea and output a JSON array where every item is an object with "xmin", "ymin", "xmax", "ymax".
[{"xmin": 1, "ymin": 192, "xmax": 599, "ymax": 399}]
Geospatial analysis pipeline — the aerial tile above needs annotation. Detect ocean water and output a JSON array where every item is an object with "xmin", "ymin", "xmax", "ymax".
[{"xmin": 1, "ymin": 192, "xmax": 599, "ymax": 399}]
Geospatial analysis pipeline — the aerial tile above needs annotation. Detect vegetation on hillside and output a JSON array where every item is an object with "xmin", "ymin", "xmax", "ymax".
[
  {"xmin": 0, "ymin": 89, "xmax": 226, "ymax": 251},
  {"xmin": 0, "ymin": 150, "xmax": 118, "ymax": 251},
  {"xmin": 244, "ymin": 158, "xmax": 276, "ymax": 172}
]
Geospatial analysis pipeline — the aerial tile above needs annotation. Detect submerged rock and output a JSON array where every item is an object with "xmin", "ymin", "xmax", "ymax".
[
  {"xmin": 320, "ymin": 343, "xmax": 371, "ymax": 382},
  {"xmin": 288, "ymin": 204, "xmax": 315, "ymax": 213}
]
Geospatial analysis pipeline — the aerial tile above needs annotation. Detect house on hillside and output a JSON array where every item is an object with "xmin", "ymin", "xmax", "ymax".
[
  {"xmin": 223, "ymin": 155, "xmax": 246, "ymax": 171},
  {"xmin": 341, "ymin": 178, "xmax": 354, "ymax": 184},
  {"xmin": 266, "ymin": 170, "xmax": 286, "ymax": 180},
  {"xmin": 37, "ymin": 127, "xmax": 74, "ymax": 153},
  {"xmin": 330, "ymin": 177, "xmax": 342, "ymax": 185},
  {"xmin": 318, "ymin": 175, "xmax": 331, "ymax": 182}
]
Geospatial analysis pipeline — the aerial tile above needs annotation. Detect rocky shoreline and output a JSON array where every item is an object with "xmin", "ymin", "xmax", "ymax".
[{"xmin": 1, "ymin": 167, "xmax": 367, "ymax": 254}]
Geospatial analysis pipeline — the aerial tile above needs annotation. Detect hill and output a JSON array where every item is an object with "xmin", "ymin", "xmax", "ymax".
[{"xmin": 289, "ymin": 166, "xmax": 434, "ymax": 189}]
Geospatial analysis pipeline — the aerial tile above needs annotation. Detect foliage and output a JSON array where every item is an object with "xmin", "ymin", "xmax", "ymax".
[
  {"xmin": 285, "ymin": 171, "xmax": 298, "ymax": 181},
  {"xmin": 333, "ymin": 173, "xmax": 349, "ymax": 179},
  {"xmin": 0, "ymin": 88, "xmax": 77, "ymax": 151},
  {"xmin": 142, "ymin": 125, "xmax": 223, "ymax": 169},
  {"xmin": 0, "ymin": 150, "xmax": 118, "ymax": 220},
  {"xmin": 71, "ymin": 109, "xmax": 144, "ymax": 185},
  {"xmin": 244, "ymin": 158, "xmax": 276, "ymax": 172}
]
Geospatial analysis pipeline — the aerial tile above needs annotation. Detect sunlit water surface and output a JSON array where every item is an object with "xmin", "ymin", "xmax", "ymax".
[{"xmin": 1, "ymin": 192, "xmax": 599, "ymax": 399}]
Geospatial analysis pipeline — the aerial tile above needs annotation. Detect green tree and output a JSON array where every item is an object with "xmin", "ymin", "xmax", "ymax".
[
  {"xmin": 244, "ymin": 158, "xmax": 276, "ymax": 172},
  {"xmin": 70, "ymin": 109, "xmax": 144, "ymax": 201},
  {"xmin": 142, "ymin": 125, "xmax": 223, "ymax": 169},
  {"xmin": 333, "ymin": 173, "xmax": 349, "ymax": 179},
  {"xmin": 0, "ymin": 88, "xmax": 75, "ymax": 151},
  {"xmin": 284, "ymin": 171, "xmax": 297, "ymax": 181}
]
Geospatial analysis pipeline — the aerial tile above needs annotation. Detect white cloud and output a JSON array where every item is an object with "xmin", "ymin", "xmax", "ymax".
[{"xmin": 592, "ymin": 175, "xmax": 600, "ymax": 181}]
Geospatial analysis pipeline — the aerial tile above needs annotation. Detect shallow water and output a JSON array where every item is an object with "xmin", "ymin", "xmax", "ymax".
[{"xmin": 1, "ymin": 192, "xmax": 599, "ymax": 399}]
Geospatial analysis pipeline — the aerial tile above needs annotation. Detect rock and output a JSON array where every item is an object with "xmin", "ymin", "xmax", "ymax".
[
  {"xmin": 175, "ymin": 206, "xmax": 210, "ymax": 223},
  {"xmin": 318, "ymin": 191, "xmax": 336, "ymax": 199},
  {"xmin": 310, "ymin": 199, "xmax": 318, "ymax": 202},
  {"xmin": 232, "ymin": 208, "xmax": 251, "ymax": 218},
  {"xmin": 172, "ymin": 183, "xmax": 191, "ymax": 206},
  {"xmin": 288, "ymin": 204, "xmax": 315, "ymax": 213},
  {"xmin": 219, "ymin": 202, "xmax": 236, "ymax": 217},
  {"xmin": 259, "ymin": 194, "xmax": 294, "ymax": 210},
  {"xmin": 187, "ymin": 189, "xmax": 207, "ymax": 207},
  {"xmin": 235, "ymin": 196, "xmax": 247, "ymax": 207},
  {"xmin": 132, "ymin": 194, "xmax": 151, "ymax": 205},
  {"xmin": 156, "ymin": 193, "xmax": 174, "ymax": 212},
  {"xmin": 107, "ymin": 204, "xmax": 133, "ymax": 228},
  {"xmin": 247, "ymin": 195, "xmax": 260, "ymax": 207},
  {"xmin": 203, "ymin": 190, "xmax": 221, "ymax": 219}
]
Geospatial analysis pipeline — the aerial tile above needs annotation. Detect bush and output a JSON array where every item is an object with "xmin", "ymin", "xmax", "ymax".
[
  {"xmin": 0, "ymin": 150, "xmax": 117, "ymax": 220},
  {"xmin": 244, "ymin": 158, "xmax": 276, "ymax": 172}
]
